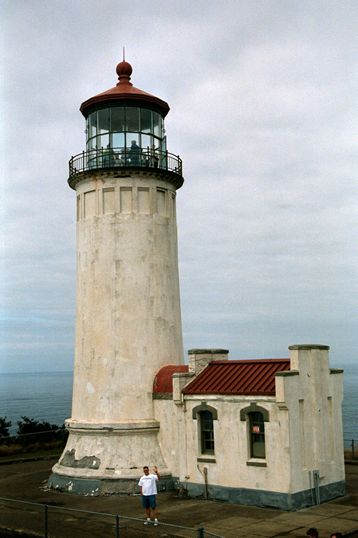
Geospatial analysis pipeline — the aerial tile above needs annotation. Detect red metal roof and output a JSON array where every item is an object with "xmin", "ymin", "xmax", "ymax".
[
  {"xmin": 182, "ymin": 359, "xmax": 290, "ymax": 396},
  {"xmin": 153, "ymin": 364, "xmax": 189, "ymax": 394},
  {"xmin": 80, "ymin": 61, "xmax": 170, "ymax": 118}
]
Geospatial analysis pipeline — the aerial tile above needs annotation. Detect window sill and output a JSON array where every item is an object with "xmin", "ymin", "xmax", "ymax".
[
  {"xmin": 246, "ymin": 459, "xmax": 267, "ymax": 467},
  {"xmin": 197, "ymin": 456, "xmax": 216, "ymax": 463}
]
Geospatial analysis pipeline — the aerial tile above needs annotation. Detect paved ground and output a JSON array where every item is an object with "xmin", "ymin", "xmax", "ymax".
[{"xmin": 0, "ymin": 457, "xmax": 357, "ymax": 537}]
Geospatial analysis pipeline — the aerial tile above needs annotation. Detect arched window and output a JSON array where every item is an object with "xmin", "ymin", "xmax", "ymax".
[
  {"xmin": 240, "ymin": 403, "xmax": 268, "ymax": 461},
  {"xmin": 192, "ymin": 403, "xmax": 218, "ymax": 456},
  {"xmin": 249, "ymin": 411, "xmax": 265, "ymax": 459},
  {"xmin": 199, "ymin": 410, "xmax": 215, "ymax": 455}
]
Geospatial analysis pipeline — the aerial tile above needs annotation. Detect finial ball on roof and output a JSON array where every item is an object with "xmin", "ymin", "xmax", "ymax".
[{"xmin": 116, "ymin": 61, "xmax": 133, "ymax": 79}]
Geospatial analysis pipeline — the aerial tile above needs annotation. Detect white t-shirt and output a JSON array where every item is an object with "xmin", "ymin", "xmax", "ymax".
[{"xmin": 138, "ymin": 473, "xmax": 158, "ymax": 496}]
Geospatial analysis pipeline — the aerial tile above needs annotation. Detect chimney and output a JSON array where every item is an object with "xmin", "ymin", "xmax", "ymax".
[{"xmin": 188, "ymin": 348, "xmax": 229, "ymax": 376}]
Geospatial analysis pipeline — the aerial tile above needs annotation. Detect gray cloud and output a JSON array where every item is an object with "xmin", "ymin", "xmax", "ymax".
[{"xmin": 1, "ymin": 0, "xmax": 357, "ymax": 372}]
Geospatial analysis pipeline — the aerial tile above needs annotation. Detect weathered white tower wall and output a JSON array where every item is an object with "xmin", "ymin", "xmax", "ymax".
[{"xmin": 72, "ymin": 175, "xmax": 182, "ymax": 423}]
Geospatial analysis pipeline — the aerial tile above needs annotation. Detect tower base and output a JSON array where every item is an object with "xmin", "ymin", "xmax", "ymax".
[
  {"xmin": 48, "ymin": 419, "xmax": 172, "ymax": 495},
  {"xmin": 48, "ymin": 472, "xmax": 174, "ymax": 496}
]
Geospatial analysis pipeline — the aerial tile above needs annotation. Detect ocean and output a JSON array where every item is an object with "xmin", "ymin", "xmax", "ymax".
[
  {"xmin": 0, "ymin": 371, "xmax": 72, "ymax": 435},
  {"xmin": 0, "ymin": 366, "xmax": 357, "ymax": 445}
]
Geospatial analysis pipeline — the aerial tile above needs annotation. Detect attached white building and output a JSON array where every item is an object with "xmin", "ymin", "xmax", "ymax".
[{"xmin": 153, "ymin": 344, "xmax": 345, "ymax": 510}]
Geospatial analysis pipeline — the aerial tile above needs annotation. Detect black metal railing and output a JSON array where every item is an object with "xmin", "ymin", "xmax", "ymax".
[
  {"xmin": 0, "ymin": 497, "xmax": 223, "ymax": 538},
  {"xmin": 69, "ymin": 147, "xmax": 183, "ymax": 180}
]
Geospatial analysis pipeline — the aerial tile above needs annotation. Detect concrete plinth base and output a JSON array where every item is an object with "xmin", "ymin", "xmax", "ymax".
[
  {"xmin": 49, "ymin": 419, "xmax": 172, "ymax": 495},
  {"xmin": 183, "ymin": 479, "xmax": 346, "ymax": 510},
  {"xmin": 48, "ymin": 472, "xmax": 174, "ymax": 496}
]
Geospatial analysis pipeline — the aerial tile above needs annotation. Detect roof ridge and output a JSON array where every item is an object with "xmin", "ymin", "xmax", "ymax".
[{"xmin": 209, "ymin": 358, "xmax": 290, "ymax": 364}]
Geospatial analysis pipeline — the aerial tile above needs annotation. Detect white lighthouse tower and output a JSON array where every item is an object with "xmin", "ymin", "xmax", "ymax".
[{"xmin": 49, "ymin": 59, "xmax": 184, "ymax": 494}]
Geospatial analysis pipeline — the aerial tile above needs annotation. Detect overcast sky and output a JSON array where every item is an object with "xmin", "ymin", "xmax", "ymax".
[{"xmin": 1, "ymin": 0, "xmax": 357, "ymax": 373}]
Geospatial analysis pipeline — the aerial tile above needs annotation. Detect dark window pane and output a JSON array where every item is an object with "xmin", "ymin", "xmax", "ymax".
[
  {"xmin": 126, "ymin": 133, "xmax": 140, "ymax": 149},
  {"xmin": 98, "ymin": 133, "xmax": 109, "ymax": 149},
  {"xmin": 200, "ymin": 410, "xmax": 214, "ymax": 454},
  {"xmin": 87, "ymin": 137, "xmax": 96, "ymax": 151},
  {"xmin": 98, "ymin": 109, "xmax": 110, "ymax": 134},
  {"xmin": 126, "ymin": 134, "xmax": 141, "ymax": 165},
  {"xmin": 111, "ymin": 108, "xmax": 125, "ymax": 132},
  {"xmin": 126, "ymin": 107, "xmax": 140, "ymax": 132},
  {"xmin": 249, "ymin": 412, "xmax": 265, "ymax": 459},
  {"xmin": 141, "ymin": 134, "xmax": 152, "ymax": 150},
  {"xmin": 252, "ymin": 436, "xmax": 265, "ymax": 458},
  {"xmin": 89, "ymin": 112, "xmax": 97, "ymax": 138},
  {"xmin": 140, "ymin": 109, "xmax": 152, "ymax": 133},
  {"xmin": 112, "ymin": 132, "xmax": 124, "ymax": 148},
  {"xmin": 153, "ymin": 112, "xmax": 161, "ymax": 137}
]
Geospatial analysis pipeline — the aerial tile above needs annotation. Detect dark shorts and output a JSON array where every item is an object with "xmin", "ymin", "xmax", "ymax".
[{"xmin": 142, "ymin": 494, "xmax": 157, "ymax": 510}]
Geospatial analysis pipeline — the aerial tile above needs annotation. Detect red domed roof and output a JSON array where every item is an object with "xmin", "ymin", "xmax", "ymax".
[
  {"xmin": 153, "ymin": 364, "xmax": 189, "ymax": 394},
  {"xmin": 80, "ymin": 60, "xmax": 170, "ymax": 118}
]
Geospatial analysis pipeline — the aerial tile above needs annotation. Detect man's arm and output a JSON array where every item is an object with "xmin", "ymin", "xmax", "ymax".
[{"xmin": 153, "ymin": 466, "xmax": 160, "ymax": 480}]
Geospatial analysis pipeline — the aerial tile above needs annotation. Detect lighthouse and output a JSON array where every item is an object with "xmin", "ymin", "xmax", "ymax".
[{"xmin": 49, "ymin": 60, "xmax": 184, "ymax": 494}]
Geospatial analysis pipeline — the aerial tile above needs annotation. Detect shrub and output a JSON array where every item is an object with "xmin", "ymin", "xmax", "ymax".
[
  {"xmin": 17, "ymin": 416, "xmax": 60, "ymax": 435},
  {"xmin": 0, "ymin": 416, "xmax": 68, "ymax": 457},
  {"xmin": 16, "ymin": 416, "xmax": 66, "ymax": 444},
  {"xmin": 0, "ymin": 417, "xmax": 12, "ymax": 437}
]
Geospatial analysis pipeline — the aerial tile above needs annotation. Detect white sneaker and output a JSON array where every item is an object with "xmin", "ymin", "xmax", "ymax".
[
  {"xmin": 144, "ymin": 519, "xmax": 151, "ymax": 525},
  {"xmin": 154, "ymin": 519, "xmax": 159, "ymax": 526}
]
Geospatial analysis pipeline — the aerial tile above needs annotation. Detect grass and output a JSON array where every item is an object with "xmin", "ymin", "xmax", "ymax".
[{"xmin": 0, "ymin": 440, "xmax": 66, "ymax": 460}]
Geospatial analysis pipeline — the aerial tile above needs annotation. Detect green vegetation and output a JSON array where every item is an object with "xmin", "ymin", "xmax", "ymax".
[
  {"xmin": 0, "ymin": 416, "xmax": 68, "ymax": 458},
  {"xmin": 0, "ymin": 416, "xmax": 11, "ymax": 437}
]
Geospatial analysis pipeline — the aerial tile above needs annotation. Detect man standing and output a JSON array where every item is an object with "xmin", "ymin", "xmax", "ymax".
[
  {"xmin": 138, "ymin": 465, "xmax": 160, "ymax": 526},
  {"xmin": 129, "ymin": 139, "xmax": 140, "ymax": 166}
]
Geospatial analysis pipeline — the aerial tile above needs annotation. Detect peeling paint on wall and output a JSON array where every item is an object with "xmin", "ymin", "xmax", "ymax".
[{"xmin": 60, "ymin": 449, "xmax": 101, "ymax": 469}]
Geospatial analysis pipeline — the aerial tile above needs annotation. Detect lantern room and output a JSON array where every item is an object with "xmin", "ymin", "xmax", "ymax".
[
  {"xmin": 68, "ymin": 60, "xmax": 183, "ymax": 188},
  {"xmin": 85, "ymin": 106, "xmax": 166, "ymax": 154}
]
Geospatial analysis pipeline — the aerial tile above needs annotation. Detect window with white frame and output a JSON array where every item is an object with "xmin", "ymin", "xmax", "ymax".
[
  {"xmin": 192, "ymin": 403, "xmax": 218, "ymax": 457},
  {"xmin": 240, "ymin": 403, "xmax": 269, "ymax": 462}
]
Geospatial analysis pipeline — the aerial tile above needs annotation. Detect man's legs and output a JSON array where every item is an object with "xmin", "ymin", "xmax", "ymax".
[
  {"xmin": 143, "ymin": 495, "xmax": 158, "ymax": 525},
  {"xmin": 150, "ymin": 496, "xmax": 158, "ymax": 525},
  {"xmin": 142, "ymin": 496, "xmax": 151, "ymax": 524}
]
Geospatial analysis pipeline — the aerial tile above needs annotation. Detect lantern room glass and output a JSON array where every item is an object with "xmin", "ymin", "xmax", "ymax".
[{"xmin": 86, "ymin": 107, "xmax": 165, "ymax": 154}]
